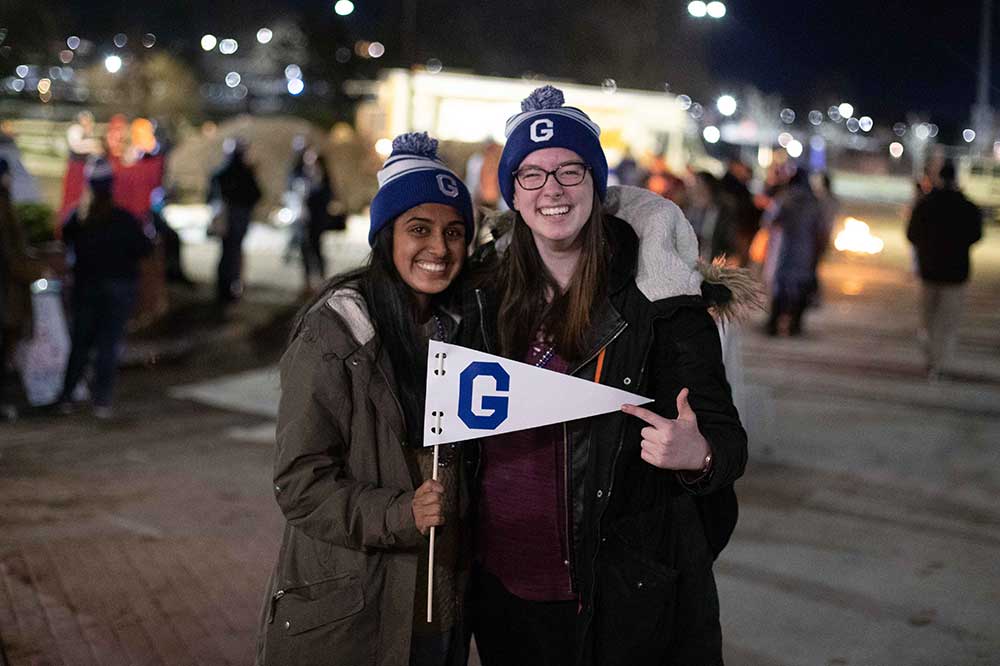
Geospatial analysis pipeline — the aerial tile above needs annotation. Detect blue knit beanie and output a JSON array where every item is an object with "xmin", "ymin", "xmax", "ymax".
[
  {"xmin": 368, "ymin": 132, "xmax": 474, "ymax": 247},
  {"xmin": 498, "ymin": 86, "xmax": 608, "ymax": 210}
]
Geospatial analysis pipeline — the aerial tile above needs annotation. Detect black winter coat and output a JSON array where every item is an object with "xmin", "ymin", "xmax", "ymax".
[
  {"xmin": 462, "ymin": 216, "xmax": 747, "ymax": 666},
  {"xmin": 907, "ymin": 187, "xmax": 982, "ymax": 284}
]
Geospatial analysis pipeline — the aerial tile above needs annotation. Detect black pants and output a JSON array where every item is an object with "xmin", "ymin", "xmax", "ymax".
[
  {"xmin": 471, "ymin": 568, "xmax": 577, "ymax": 666},
  {"xmin": 216, "ymin": 205, "xmax": 251, "ymax": 303},
  {"xmin": 301, "ymin": 219, "xmax": 326, "ymax": 283}
]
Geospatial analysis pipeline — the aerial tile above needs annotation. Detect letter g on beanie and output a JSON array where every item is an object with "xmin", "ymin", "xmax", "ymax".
[
  {"xmin": 498, "ymin": 85, "xmax": 609, "ymax": 210},
  {"xmin": 368, "ymin": 132, "xmax": 474, "ymax": 247}
]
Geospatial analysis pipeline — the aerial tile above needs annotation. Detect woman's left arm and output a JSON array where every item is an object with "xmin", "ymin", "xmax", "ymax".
[{"xmin": 623, "ymin": 307, "xmax": 747, "ymax": 494}]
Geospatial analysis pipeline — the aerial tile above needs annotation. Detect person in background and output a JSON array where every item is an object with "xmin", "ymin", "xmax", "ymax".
[
  {"xmin": 147, "ymin": 187, "xmax": 194, "ymax": 287},
  {"xmin": 58, "ymin": 157, "xmax": 154, "ymax": 419},
  {"xmin": 718, "ymin": 159, "xmax": 761, "ymax": 266},
  {"xmin": 299, "ymin": 148, "xmax": 335, "ymax": 294},
  {"xmin": 0, "ymin": 158, "xmax": 44, "ymax": 421},
  {"xmin": 255, "ymin": 132, "xmax": 477, "ymax": 666},
  {"xmin": 906, "ymin": 160, "xmax": 983, "ymax": 379},
  {"xmin": 209, "ymin": 138, "xmax": 261, "ymax": 307}
]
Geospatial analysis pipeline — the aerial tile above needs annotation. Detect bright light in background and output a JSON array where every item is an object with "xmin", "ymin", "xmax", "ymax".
[
  {"xmin": 676, "ymin": 94, "xmax": 692, "ymax": 110},
  {"xmin": 706, "ymin": 1, "xmax": 727, "ymax": 18},
  {"xmin": 225, "ymin": 72, "xmax": 241, "ymax": 88},
  {"xmin": 334, "ymin": 0, "xmax": 355, "ymax": 16},
  {"xmin": 10, "ymin": 79, "xmax": 24, "ymax": 92},
  {"xmin": 893, "ymin": 122, "xmax": 907, "ymax": 136},
  {"xmin": 889, "ymin": 142, "xmax": 904, "ymax": 158},
  {"xmin": 778, "ymin": 131, "xmax": 793, "ymax": 147},
  {"xmin": 36, "ymin": 78, "xmax": 51, "ymax": 94},
  {"xmin": 927, "ymin": 123, "xmax": 939, "ymax": 138},
  {"xmin": 219, "ymin": 39, "xmax": 238, "ymax": 54},
  {"xmin": 716, "ymin": 94, "xmax": 737, "ymax": 116},
  {"xmin": 809, "ymin": 135, "xmax": 825, "ymax": 151},
  {"xmin": 687, "ymin": 1, "xmax": 708, "ymax": 17},
  {"xmin": 808, "ymin": 110, "xmax": 823, "ymax": 125},
  {"xmin": 15, "ymin": 64, "xmax": 28, "ymax": 78},
  {"xmin": 201, "ymin": 34, "xmax": 217, "ymax": 51},
  {"xmin": 963, "ymin": 129, "xmax": 977, "ymax": 143},
  {"xmin": 113, "ymin": 33, "xmax": 127, "ymax": 48},
  {"xmin": 375, "ymin": 138, "xmax": 393, "ymax": 157},
  {"xmin": 835, "ymin": 217, "xmax": 884, "ymax": 255},
  {"xmin": 67, "ymin": 36, "xmax": 81, "ymax": 50},
  {"xmin": 846, "ymin": 117, "xmax": 860, "ymax": 133},
  {"xmin": 287, "ymin": 78, "xmax": 304, "ymax": 95},
  {"xmin": 368, "ymin": 41, "xmax": 385, "ymax": 58},
  {"xmin": 914, "ymin": 123, "xmax": 930, "ymax": 140},
  {"xmin": 426, "ymin": 58, "xmax": 443, "ymax": 74},
  {"xmin": 285, "ymin": 64, "xmax": 302, "ymax": 79},
  {"xmin": 104, "ymin": 55, "xmax": 122, "ymax": 73},
  {"xmin": 786, "ymin": 139, "xmax": 803, "ymax": 158},
  {"xmin": 256, "ymin": 28, "xmax": 273, "ymax": 44},
  {"xmin": 838, "ymin": 102, "xmax": 854, "ymax": 119},
  {"xmin": 859, "ymin": 116, "xmax": 873, "ymax": 132},
  {"xmin": 757, "ymin": 145, "xmax": 773, "ymax": 168},
  {"xmin": 703, "ymin": 125, "xmax": 721, "ymax": 143},
  {"xmin": 827, "ymin": 106, "xmax": 842, "ymax": 122},
  {"xmin": 780, "ymin": 108, "xmax": 796, "ymax": 124}
]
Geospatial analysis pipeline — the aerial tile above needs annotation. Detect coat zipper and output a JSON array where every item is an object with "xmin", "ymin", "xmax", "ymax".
[{"xmin": 266, "ymin": 573, "xmax": 354, "ymax": 623}]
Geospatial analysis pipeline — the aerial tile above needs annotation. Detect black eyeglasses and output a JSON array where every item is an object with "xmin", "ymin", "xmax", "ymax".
[{"xmin": 513, "ymin": 162, "xmax": 591, "ymax": 190}]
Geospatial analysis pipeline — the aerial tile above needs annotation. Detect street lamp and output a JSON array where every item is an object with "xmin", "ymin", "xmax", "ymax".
[
  {"xmin": 334, "ymin": 0, "xmax": 355, "ymax": 16},
  {"xmin": 104, "ymin": 55, "xmax": 122, "ymax": 74},
  {"xmin": 689, "ymin": 1, "xmax": 726, "ymax": 18},
  {"xmin": 717, "ymin": 94, "xmax": 737, "ymax": 116}
]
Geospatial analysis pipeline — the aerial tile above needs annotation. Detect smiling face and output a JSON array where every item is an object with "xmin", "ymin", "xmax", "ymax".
[
  {"xmin": 512, "ymin": 147, "xmax": 595, "ymax": 252},
  {"xmin": 391, "ymin": 203, "xmax": 466, "ymax": 315}
]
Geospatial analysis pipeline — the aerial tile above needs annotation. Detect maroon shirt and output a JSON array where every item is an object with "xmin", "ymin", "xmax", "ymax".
[{"xmin": 476, "ymin": 350, "xmax": 575, "ymax": 602}]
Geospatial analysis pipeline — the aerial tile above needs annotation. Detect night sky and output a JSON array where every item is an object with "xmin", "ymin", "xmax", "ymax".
[{"xmin": 16, "ymin": 0, "xmax": 996, "ymax": 130}]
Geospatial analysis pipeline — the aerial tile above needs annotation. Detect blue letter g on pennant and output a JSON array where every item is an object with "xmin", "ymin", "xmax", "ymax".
[{"xmin": 458, "ymin": 362, "xmax": 510, "ymax": 430}]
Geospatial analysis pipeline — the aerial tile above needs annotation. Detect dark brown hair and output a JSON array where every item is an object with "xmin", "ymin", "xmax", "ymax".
[{"xmin": 496, "ymin": 189, "xmax": 608, "ymax": 361}]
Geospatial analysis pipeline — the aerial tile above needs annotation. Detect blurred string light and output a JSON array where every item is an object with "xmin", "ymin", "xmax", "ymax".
[
  {"xmin": 889, "ymin": 142, "xmax": 904, "ymax": 158},
  {"xmin": 827, "ymin": 106, "xmax": 842, "ymax": 122},
  {"xmin": 689, "ymin": 102, "xmax": 704, "ymax": 119},
  {"xmin": 142, "ymin": 33, "xmax": 156, "ymax": 48},
  {"xmin": 285, "ymin": 64, "xmax": 302, "ymax": 79},
  {"xmin": 837, "ymin": 102, "xmax": 854, "ymax": 119},
  {"xmin": 257, "ymin": 28, "xmax": 273, "ymax": 44},
  {"xmin": 893, "ymin": 122, "xmax": 907, "ymax": 136},
  {"xmin": 219, "ymin": 38, "xmax": 238, "ymax": 54},
  {"xmin": 778, "ymin": 131, "xmax": 793, "ymax": 147},
  {"xmin": 225, "ymin": 72, "xmax": 241, "ymax": 88},
  {"xmin": 287, "ymin": 78, "xmax": 304, "ymax": 95},
  {"xmin": 334, "ymin": 0, "xmax": 355, "ymax": 16},
  {"xmin": 676, "ymin": 94, "xmax": 692, "ymax": 111},
  {"xmin": 201, "ymin": 34, "xmax": 217, "ymax": 51},
  {"xmin": 780, "ymin": 108, "xmax": 795, "ymax": 124},
  {"xmin": 927, "ymin": 123, "xmax": 939, "ymax": 138},
  {"xmin": 716, "ymin": 94, "xmax": 737, "ymax": 116},
  {"xmin": 375, "ymin": 138, "xmax": 393, "ymax": 157},
  {"xmin": 113, "ymin": 33, "xmax": 127, "ymax": 48},
  {"xmin": 10, "ymin": 79, "xmax": 24, "ymax": 92},
  {"xmin": 368, "ymin": 41, "xmax": 385, "ymax": 58},
  {"xmin": 963, "ymin": 129, "xmax": 977, "ymax": 143},
  {"xmin": 846, "ymin": 117, "xmax": 860, "ymax": 133},
  {"xmin": 706, "ymin": 1, "xmax": 727, "ymax": 18},
  {"xmin": 426, "ymin": 58, "xmax": 443, "ymax": 74},
  {"xmin": 36, "ymin": 78, "xmax": 51, "ymax": 94},
  {"xmin": 858, "ymin": 116, "xmax": 873, "ymax": 132},
  {"xmin": 702, "ymin": 125, "xmax": 721, "ymax": 143},
  {"xmin": 67, "ymin": 36, "xmax": 81, "ymax": 50},
  {"xmin": 786, "ymin": 139, "xmax": 803, "ymax": 158},
  {"xmin": 15, "ymin": 64, "xmax": 28, "ymax": 78},
  {"xmin": 687, "ymin": 1, "xmax": 708, "ymax": 17},
  {"xmin": 914, "ymin": 123, "xmax": 930, "ymax": 140},
  {"xmin": 602, "ymin": 78, "xmax": 618, "ymax": 94},
  {"xmin": 808, "ymin": 110, "xmax": 823, "ymax": 125},
  {"xmin": 104, "ymin": 55, "xmax": 122, "ymax": 73}
]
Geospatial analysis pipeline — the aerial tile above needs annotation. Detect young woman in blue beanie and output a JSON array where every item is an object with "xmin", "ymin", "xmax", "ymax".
[
  {"xmin": 462, "ymin": 86, "xmax": 750, "ymax": 666},
  {"xmin": 256, "ymin": 133, "xmax": 476, "ymax": 666}
]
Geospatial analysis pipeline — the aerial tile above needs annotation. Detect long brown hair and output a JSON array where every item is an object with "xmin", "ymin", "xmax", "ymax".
[{"xmin": 496, "ymin": 189, "xmax": 608, "ymax": 361}]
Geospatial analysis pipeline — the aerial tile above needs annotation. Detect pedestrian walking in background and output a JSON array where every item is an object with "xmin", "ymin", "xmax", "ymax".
[
  {"xmin": 906, "ymin": 160, "xmax": 983, "ymax": 379},
  {"xmin": 58, "ymin": 157, "xmax": 154, "ymax": 419},
  {"xmin": 464, "ymin": 85, "xmax": 748, "ymax": 666},
  {"xmin": 0, "ymin": 158, "xmax": 44, "ymax": 421},
  {"xmin": 685, "ymin": 170, "xmax": 742, "ymax": 263},
  {"xmin": 147, "ymin": 187, "xmax": 194, "ymax": 287},
  {"xmin": 763, "ymin": 167, "xmax": 823, "ymax": 336},
  {"xmin": 718, "ymin": 158, "xmax": 761, "ymax": 267},
  {"xmin": 297, "ymin": 148, "xmax": 336, "ymax": 294},
  {"xmin": 256, "ymin": 133, "xmax": 477, "ymax": 666},
  {"xmin": 208, "ymin": 138, "xmax": 261, "ymax": 307}
]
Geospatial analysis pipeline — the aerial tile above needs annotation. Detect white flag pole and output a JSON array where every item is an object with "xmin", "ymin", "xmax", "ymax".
[{"xmin": 426, "ymin": 444, "xmax": 439, "ymax": 623}]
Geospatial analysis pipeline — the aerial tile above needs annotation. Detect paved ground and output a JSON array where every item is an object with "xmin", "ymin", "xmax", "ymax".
[{"xmin": 2, "ymin": 202, "xmax": 999, "ymax": 665}]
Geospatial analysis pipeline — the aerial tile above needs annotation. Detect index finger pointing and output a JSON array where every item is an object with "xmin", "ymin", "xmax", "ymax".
[{"xmin": 621, "ymin": 404, "xmax": 671, "ymax": 428}]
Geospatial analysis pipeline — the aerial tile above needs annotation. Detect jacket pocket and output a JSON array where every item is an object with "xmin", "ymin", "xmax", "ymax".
[
  {"xmin": 594, "ymin": 537, "xmax": 678, "ymax": 666},
  {"xmin": 272, "ymin": 574, "xmax": 364, "ymax": 635}
]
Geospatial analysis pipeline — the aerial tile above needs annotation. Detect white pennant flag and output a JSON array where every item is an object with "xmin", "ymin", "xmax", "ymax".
[{"xmin": 423, "ymin": 340, "xmax": 652, "ymax": 446}]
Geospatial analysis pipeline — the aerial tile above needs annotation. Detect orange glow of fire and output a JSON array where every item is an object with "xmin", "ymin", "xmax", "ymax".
[{"xmin": 834, "ymin": 217, "xmax": 884, "ymax": 255}]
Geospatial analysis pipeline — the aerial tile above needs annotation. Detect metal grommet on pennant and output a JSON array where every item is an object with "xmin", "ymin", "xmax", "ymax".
[
  {"xmin": 430, "ymin": 410, "xmax": 443, "ymax": 435},
  {"xmin": 432, "ymin": 352, "xmax": 448, "ymax": 376}
]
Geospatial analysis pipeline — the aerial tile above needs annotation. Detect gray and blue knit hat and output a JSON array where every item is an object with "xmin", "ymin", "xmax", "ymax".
[
  {"xmin": 498, "ymin": 85, "xmax": 608, "ymax": 209},
  {"xmin": 368, "ymin": 132, "xmax": 474, "ymax": 247}
]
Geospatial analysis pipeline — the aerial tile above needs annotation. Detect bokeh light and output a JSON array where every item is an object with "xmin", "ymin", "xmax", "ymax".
[
  {"xmin": 375, "ymin": 138, "xmax": 393, "ymax": 157},
  {"xmin": 257, "ymin": 28, "xmax": 273, "ymax": 44},
  {"xmin": 368, "ymin": 42, "xmax": 385, "ymax": 58},
  {"xmin": 808, "ymin": 110, "xmax": 823, "ymax": 125},
  {"xmin": 113, "ymin": 33, "xmax": 127, "ymax": 48},
  {"xmin": 677, "ymin": 94, "xmax": 692, "ymax": 111},
  {"xmin": 687, "ymin": 1, "xmax": 708, "ymax": 17},
  {"xmin": 287, "ymin": 78, "xmax": 305, "ymax": 95},
  {"xmin": 225, "ymin": 72, "xmax": 241, "ymax": 88},
  {"xmin": 67, "ymin": 36, "xmax": 81, "ymax": 50},
  {"xmin": 963, "ymin": 129, "xmax": 977, "ymax": 143},
  {"xmin": 602, "ymin": 79, "xmax": 618, "ymax": 94},
  {"xmin": 716, "ymin": 94, "xmax": 737, "ymax": 116},
  {"xmin": 285, "ymin": 64, "xmax": 302, "ymax": 79},
  {"xmin": 889, "ymin": 142, "xmax": 904, "ymax": 158},
  {"xmin": 104, "ymin": 55, "xmax": 122, "ymax": 73},
  {"xmin": 837, "ymin": 102, "xmax": 854, "ymax": 119},
  {"xmin": 858, "ymin": 116, "xmax": 873, "ymax": 132},
  {"xmin": 780, "ymin": 108, "xmax": 796, "ymax": 124},
  {"xmin": 201, "ymin": 34, "xmax": 217, "ymax": 51},
  {"xmin": 335, "ymin": 0, "xmax": 356, "ymax": 16},
  {"xmin": 706, "ymin": 1, "xmax": 727, "ymax": 18},
  {"xmin": 219, "ymin": 39, "xmax": 238, "ymax": 54},
  {"xmin": 786, "ymin": 139, "xmax": 803, "ymax": 158},
  {"xmin": 142, "ymin": 33, "xmax": 156, "ymax": 48},
  {"xmin": 427, "ymin": 58, "xmax": 443, "ymax": 74},
  {"xmin": 702, "ymin": 125, "xmax": 721, "ymax": 143}
]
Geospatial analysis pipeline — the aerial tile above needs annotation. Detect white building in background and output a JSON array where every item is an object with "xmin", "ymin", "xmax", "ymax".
[{"xmin": 354, "ymin": 68, "xmax": 695, "ymax": 171}]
